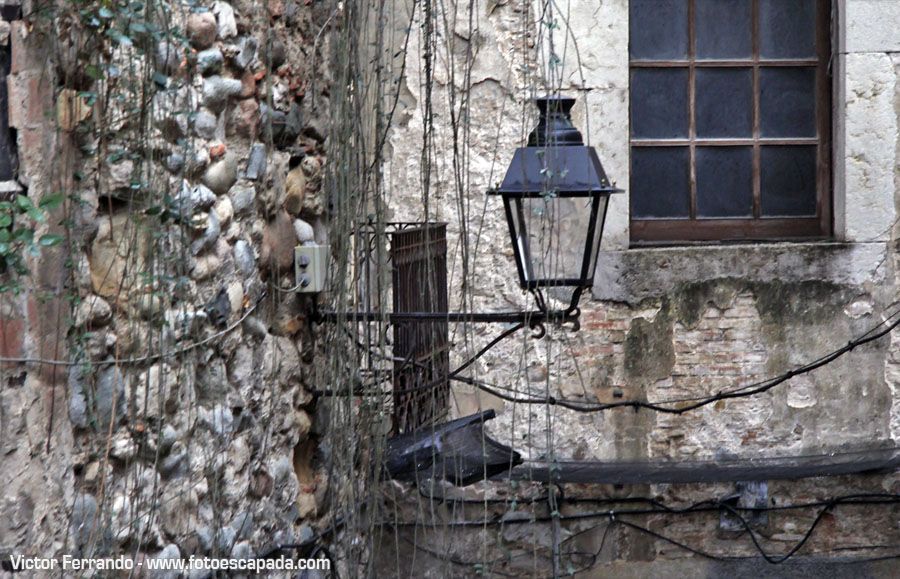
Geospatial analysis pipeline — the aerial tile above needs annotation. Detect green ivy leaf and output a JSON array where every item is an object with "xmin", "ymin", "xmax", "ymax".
[
  {"xmin": 76, "ymin": 91, "xmax": 98, "ymax": 106},
  {"xmin": 13, "ymin": 228, "xmax": 34, "ymax": 243},
  {"xmin": 98, "ymin": 7, "xmax": 113, "ymax": 18},
  {"xmin": 39, "ymin": 194, "xmax": 65, "ymax": 211},
  {"xmin": 15, "ymin": 194, "xmax": 32, "ymax": 211},
  {"xmin": 38, "ymin": 233, "xmax": 65, "ymax": 247},
  {"xmin": 0, "ymin": 241, "xmax": 9, "ymax": 255},
  {"xmin": 85, "ymin": 64, "xmax": 104, "ymax": 80},
  {"xmin": 16, "ymin": 195, "xmax": 44, "ymax": 222},
  {"xmin": 0, "ymin": 213, "xmax": 10, "ymax": 228}
]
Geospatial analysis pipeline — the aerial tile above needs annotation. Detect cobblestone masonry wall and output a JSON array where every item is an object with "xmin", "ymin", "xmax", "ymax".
[{"xmin": 0, "ymin": 0, "xmax": 334, "ymax": 571}]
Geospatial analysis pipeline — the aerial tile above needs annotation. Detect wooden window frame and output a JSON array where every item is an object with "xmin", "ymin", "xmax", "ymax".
[{"xmin": 629, "ymin": 0, "xmax": 831, "ymax": 245}]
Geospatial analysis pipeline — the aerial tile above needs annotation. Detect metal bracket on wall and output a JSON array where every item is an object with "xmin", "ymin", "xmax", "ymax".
[
  {"xmin": 294, "ymin": 245, "xmax": 329, "ymax": 293},
  {"xmin": 314, "ymin": 309, "xmax": 581, "ymax": 341},
  {"xmin": 315, "ymin": 286, "xmax": 586, "ymax": 337}
]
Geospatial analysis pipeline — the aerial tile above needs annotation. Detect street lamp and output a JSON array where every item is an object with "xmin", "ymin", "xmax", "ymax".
[
  {"xmin": 317, "ymin": 94, "xmax": 620, "ymax": 332},
  {"xmin": 315, "ymin": 94, "xmax": 623, "ymax": 478},
  {"xmin": 490, "ymin": 95, "xmax": 621, "ymax": 305}
]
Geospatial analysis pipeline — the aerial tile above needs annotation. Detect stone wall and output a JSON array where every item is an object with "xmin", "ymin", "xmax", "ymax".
[
  {"xmin": 0, "ymin": 0, "xmax": 333, "ymax": 572},
  {"xmin": 1, "ymin": 0, "xmax": 899, "ymax": 575}
]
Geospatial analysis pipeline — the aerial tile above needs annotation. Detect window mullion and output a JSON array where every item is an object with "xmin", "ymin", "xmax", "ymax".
[
  {"xmin": 688, "ymin": 0, "xmax": 697, "ymax": 220},
  {"xmin": 815, "ymin": 0, "xmax": 832, "ymax": 235},
  {"xmin": 752, "ymin": 0, "xmax": 761, "ymax": 219}
]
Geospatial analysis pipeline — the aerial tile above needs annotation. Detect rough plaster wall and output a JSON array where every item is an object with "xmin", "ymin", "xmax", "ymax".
[
  {"xmin": 376, "ymin": 0, "xmax": 900, "ymax": 571},
  {"xmin": 385, "ymin": 0, "xmax": 900, "ymax": 455},
  {"xmin": 383, "ymin": 0, "xmax": 900, "ymax": 453},
  {"xmin": 377, "ymin": 471, "xmax": 900, "ymax": 576},
  {"xmin": 384, "ymin": 0, "xmax": 526, "ymax": 310},
  {"xmin": 853, "ymin": 0, "xmax": 900, "ymax": 443},
  {"xmin": 381, "ymin": 0, "xmax": 634, "ymax": 462},
  {"xmin": 383, "ymin": 0, "xmax": 593, "ymax": 462},
  {"xmin": 548, "ymin": 0, "xmax": 629, "ymax": 250},
  {"xmin": 644, "ymin": 282, "xmax": 892, "ymax": 458},
  {"xmin": 843, "ymin": 51, "xmax": 898, "ymax": 241},
  {"xmin": 0, "ymin": 0, "xmax": 332, "ymax": 568}
]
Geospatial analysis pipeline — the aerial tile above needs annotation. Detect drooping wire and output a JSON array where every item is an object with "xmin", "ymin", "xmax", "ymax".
[{"xmin": 384, "ymin": 491, "xmax": 900, "ymax": 570}]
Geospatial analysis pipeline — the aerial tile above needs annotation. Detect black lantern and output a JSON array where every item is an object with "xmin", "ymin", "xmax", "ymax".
[
  {"xmin": 491, "ymin": 96, "xmax": 622, "ymax": 291},
  {"xmin": 320, "ymin": 95, "xmax": 622, "ymax": 334}
]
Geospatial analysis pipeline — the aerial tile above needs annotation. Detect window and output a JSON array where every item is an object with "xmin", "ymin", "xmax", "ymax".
[
  {"xmin": 0, "ymin": 4, "xmax": 20, "ymax": 183},
  {"xmin": 629, "ymin": 0, "xmax": 831, "ymax": 243}
]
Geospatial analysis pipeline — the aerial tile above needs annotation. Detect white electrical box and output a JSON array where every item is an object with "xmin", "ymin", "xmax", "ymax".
[{"xmin": 294, "ymin": 245, "xmax": 329, "ymax": 293}]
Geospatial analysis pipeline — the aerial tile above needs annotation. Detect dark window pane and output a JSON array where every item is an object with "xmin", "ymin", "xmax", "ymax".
[
  {"xmin": 695, "ymin": 68, "xmax": 753, "ymax": 138},
  {"xmin": 760, "ymin": 0, "xmax": 816, "ymax": 59},
  {"xmin": 0, "ymin": 47, "xmax": 12, "ymax": 180},
  {"xmin": 696, "ymin": 147, "xmax": 753, "ymax": 218},
  {"xmin": 760, "ymin": 146, "xmax": 817, "ymax": 217},
  {"xmin": 632, "ymin": 147, "xmax": 690, "ymax": 219},
  {"xmin": 630, "ymin": 0, "xmax": 688, "ymax": 60},
  {"xmin": 631, "ymin": 69, "xmax": 689, "ymax": 139},
  {"xmin": 695, "ymin": 0, "xmax": 752, "ymax": 60},
  {"xmin": 760, "ymin": 67, "xmax": 816, "ymax": 137}
]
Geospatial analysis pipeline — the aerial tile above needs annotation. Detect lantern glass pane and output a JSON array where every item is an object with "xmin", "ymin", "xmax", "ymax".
[
  {"xmin": 512, "ymin": 195, "xmax": 596, "ymax": 285},
  {"xmin": 506, "ymin": 197, "xmax": 530, "ymax": 284},
  {"xmin": 587, "ymin": 196, "xmax": 609, "ymax": 281}
]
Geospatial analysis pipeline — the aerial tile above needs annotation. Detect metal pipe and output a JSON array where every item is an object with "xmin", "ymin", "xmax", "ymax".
[
  {"xmin": 312, "ymin": 284, "xmax": 584, "ymax": 329},
  {"xmin": 316, "ymin": 309, "xmax": 576, "ymax": 325}
]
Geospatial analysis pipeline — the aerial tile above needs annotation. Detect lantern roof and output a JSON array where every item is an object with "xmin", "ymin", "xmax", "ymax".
[
  {"xmin": 492, "ymin": 146, "xmax": 621, "ymax": 197},
  {"xmin": 491, "ymin": 95, "xmax": 622, "ymax": 197}
]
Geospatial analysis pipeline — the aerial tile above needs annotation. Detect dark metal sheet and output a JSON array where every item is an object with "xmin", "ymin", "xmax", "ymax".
[{"xmin": 507, "ymin": 448, "xmax": 900, "ymax": 485}]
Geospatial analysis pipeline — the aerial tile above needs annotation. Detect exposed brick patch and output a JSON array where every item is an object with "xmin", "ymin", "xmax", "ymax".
[
  {"xmin": 650, "ymin": 292, "xmax": 772, "ymax": 457},
  {"xmin": 0, "ymin": 316, "xmax": 24, "ymax": 362}
]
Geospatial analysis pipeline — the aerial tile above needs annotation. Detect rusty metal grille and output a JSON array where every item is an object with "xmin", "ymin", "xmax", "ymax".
[{"xmin": 390, "ymin": 223, "xmax": 449, "ymax": 434}]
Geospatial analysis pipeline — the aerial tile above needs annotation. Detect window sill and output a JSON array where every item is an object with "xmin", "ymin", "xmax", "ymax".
[{"xmin": 592, "ymin": 241, "xmax": 889, "ymax": 303}]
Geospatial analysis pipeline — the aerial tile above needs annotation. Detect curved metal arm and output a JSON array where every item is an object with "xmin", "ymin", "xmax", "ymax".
[{"xmin": 311, "ymin": 286, "xmax": 586, "ymax": 334}]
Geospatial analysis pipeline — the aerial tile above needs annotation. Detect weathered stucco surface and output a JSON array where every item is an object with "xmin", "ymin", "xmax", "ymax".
[
  {"xmin": 593, "ymin": 242, "xmax": 890, "ymax": 303},
  {"xmin": 1, "ymin": 0, "xmax": 900, "ymax": 574},
  {"xmin": 376, "ymin": 0, "xmax": 900, "ymax": 573}
]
